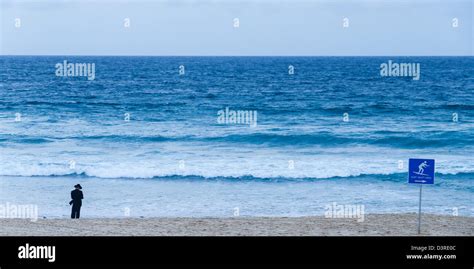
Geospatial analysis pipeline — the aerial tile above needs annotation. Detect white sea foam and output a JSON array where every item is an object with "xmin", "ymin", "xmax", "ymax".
[{"xmin": 1, "ymin": 145, "xmax": 474, "ymax": 179}]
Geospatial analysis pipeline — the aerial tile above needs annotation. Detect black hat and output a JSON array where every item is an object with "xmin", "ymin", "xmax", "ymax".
[{"xmin": 74, "ymin": 184, "xmax": 82, "ymax": 189}]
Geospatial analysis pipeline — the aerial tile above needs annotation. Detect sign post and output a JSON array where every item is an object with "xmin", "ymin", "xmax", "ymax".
[
  {"xmin": 417, "ymin": 184, "xmax": 422, "ymax": 234},
  {"xmin": 408, "ymin": 159, "xmax": 435, "ymax": 235}
]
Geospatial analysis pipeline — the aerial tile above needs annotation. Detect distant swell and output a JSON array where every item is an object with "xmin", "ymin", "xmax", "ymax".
[
  {"xmin": 1, "ymin": 132, "xmax": 473, "ymax": 148},
  {"xmin": 2, "ymin": 171, "xmax": 473, "ymax": 181}
]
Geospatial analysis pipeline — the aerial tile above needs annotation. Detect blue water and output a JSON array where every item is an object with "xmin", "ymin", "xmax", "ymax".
[{"xmin": 0, "ymin": 56, "xmax": 473, "ymax": 217}]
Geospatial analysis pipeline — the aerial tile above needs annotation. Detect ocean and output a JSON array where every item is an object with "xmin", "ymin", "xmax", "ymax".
[{"xmin": 0, "ymin": 56, "xmax": 473, "ymax": 218}]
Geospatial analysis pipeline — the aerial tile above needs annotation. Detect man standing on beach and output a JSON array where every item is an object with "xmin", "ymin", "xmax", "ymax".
[{"xmin": 70, "ymin": 184, "xmax": 84, "ymax": 219}]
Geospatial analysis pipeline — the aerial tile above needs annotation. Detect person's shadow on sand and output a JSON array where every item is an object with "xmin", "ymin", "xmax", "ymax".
[{"xmin": 69, "ymin": 184, "xmax": 83, "ymax": 219}]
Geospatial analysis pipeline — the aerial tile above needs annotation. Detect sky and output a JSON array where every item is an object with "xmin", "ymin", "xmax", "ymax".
[{"xmin": 0, "ymin": 0, "xmax": 472, "ymax": 56}]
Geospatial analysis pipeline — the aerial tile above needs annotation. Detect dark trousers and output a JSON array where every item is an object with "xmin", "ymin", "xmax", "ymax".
[{"xmin": 71, "ymin": 203, "xmax": 81, "ymax": 219}]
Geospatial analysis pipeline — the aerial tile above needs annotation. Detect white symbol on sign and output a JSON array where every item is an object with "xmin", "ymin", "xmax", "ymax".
[{"xmin": 414, "ymin": 161, "xmax": 429, "ymax": 176}]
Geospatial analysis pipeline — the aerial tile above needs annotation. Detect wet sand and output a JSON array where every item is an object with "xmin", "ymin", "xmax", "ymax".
[{"xmin": 0, "ymin": 213, "xmax": 472, "ymax": 236}]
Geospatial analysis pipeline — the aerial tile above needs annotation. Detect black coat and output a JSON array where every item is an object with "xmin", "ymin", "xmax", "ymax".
[{"xmin": 70, "ymin": 189, "xmax": 83, "ymax": 206}]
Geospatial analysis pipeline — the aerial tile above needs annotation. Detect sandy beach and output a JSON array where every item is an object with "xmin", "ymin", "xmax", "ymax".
[{"xmin": 0, "ymin": 214, "xmax": 472, "ymax": 236}]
